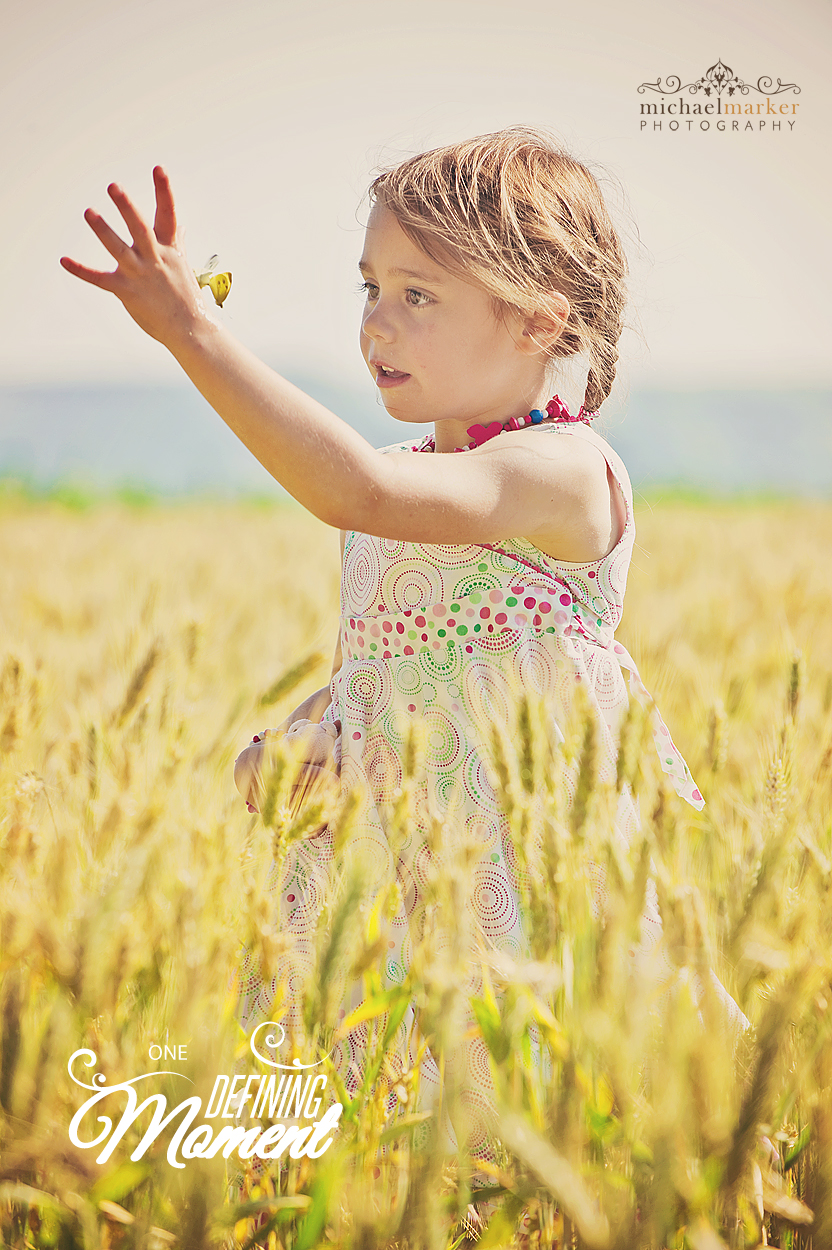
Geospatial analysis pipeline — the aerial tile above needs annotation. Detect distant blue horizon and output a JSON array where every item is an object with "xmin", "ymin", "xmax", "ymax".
[{"xmin": 1, "ymin": 379, "xmax": 830, "ymax": 498}]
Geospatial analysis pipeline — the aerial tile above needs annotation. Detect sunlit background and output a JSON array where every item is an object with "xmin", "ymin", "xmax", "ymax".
[{"xmin": 2, "ymin": 0, "xmax": 830, "ymax": 494}]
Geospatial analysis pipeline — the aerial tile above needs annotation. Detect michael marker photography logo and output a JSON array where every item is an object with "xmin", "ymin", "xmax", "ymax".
[{"xmin": 639, "ymin": 58, "xmax": 801, "ymax": 132}]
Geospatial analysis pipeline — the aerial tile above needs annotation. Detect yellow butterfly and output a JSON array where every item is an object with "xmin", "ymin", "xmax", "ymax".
[{"xmin": 194, "ymin": 255, "xmax": 232, "ymax": 307}]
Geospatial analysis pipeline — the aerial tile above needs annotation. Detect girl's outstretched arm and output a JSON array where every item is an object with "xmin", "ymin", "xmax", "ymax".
[
  {"xmin": 62, "ymin": 170, "xmax": 613, "ymax": 559},
  {"xmin": 61, "ymin": 169, "xmax": 381, "ymax": 530}
]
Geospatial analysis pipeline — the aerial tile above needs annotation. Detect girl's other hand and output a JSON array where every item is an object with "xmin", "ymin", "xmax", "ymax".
[
  {"xmin": 234, "ymin": 736, "xmax": 269, "ymax": 813},
  {"xmin": 284, "ymin": 719, "xmax": 341, "ymax": 773},
  {"xmin": 233, "ymin": 721, "xmax": 341, "ymax": 815},
  {"xmin": 60, "ymin": 167, "xmax": 208, "ymax": 351}
]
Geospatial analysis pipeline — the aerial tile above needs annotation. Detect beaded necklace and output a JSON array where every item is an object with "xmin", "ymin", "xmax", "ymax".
[{"xmin": 412, "ymin": 394, "xmax": 595, "ymax": 454}]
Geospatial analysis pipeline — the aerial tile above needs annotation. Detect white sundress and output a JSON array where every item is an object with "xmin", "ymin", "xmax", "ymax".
[{"xmin": 238, "ymin": 420, "xmax": 710, "ymax": 1160}]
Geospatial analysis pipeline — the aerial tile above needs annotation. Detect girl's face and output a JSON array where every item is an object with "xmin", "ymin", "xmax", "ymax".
[{"xmin": 358, "ymin": 204, "xmax": 550, "ymax": 442}]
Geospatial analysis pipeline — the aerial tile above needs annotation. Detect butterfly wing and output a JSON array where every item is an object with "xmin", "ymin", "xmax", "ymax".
[{"xmin": 194, "ymin": 254, "xmax": 219, "ymax": 287}]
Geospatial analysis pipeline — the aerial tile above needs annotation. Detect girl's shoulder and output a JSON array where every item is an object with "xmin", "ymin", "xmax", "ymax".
[
  {"xmin": 536, "ymin": 420, "xmax": 631, "ymax": 489},
  {"xmin": 514, "ymin": 421, "xmax": 634, "ymax": 580},
  {"xmin": 532, "ymin": 420, "xmax": 634, "ymax": 522}
]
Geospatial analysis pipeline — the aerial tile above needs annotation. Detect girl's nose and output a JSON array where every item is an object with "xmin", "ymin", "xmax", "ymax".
[{"xmin": 361, "ymin": 301, "xmax": 394, "ymax": 343}]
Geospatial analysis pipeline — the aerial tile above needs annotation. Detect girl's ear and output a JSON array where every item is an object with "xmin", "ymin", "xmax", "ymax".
[{"xmin": 518, "ymin": 293, "xmax": 570, "ymax": 355}]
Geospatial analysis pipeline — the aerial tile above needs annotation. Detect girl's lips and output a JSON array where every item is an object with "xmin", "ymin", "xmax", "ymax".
[{"xmin": 375, "ymin": 365, "xmax": 411, "ymax": 389}]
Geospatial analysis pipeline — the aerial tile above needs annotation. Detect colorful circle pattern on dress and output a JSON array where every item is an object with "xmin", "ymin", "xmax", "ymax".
[
  {"xmin": 343, "ymin": 535, "xmax": 382, "ymax": 613},
  {"xmin": 471, "ymin": 864, "xmax": 519, "ymax": 936},
  {"xmin": 386, "ymin": 564, "xmax": 444, "ymax": 611},
  {"xmin": 423, "ymin": 708, "xmax": 463, "ymax": 771}
]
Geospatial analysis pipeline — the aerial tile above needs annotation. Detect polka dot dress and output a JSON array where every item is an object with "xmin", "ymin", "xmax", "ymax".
[{"xmin": 237, "ymin": 421, "xmax": 707, "ymax": 1161}]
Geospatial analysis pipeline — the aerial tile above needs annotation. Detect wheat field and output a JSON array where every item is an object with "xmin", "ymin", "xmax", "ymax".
[{"xmin": 1, "ymin": 491, "xmax": 831, "ymax": 1249}]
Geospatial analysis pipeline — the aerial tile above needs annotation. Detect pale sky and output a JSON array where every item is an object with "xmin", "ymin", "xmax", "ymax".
[{"xmin": 2, "ymin": 0, "xmax": 829, "ymax": 396}]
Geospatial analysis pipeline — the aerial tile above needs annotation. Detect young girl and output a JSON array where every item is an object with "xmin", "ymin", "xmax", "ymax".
[{"xmin": 61, "ymin": 127, "xmax": 716, "ymax": 1175}]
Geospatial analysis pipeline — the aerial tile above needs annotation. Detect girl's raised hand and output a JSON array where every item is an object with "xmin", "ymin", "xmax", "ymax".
[{"xmin": 60, "ymin": 167, "xmax": 208, "ymax": 350}]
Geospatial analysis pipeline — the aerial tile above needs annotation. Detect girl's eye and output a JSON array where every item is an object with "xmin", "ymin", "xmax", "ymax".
[{"xmin": 357, "ymin": 281, "xmax": 432, "ymax": 307}]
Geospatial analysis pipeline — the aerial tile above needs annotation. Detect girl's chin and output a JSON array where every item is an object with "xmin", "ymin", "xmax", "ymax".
[
  {"xmin": 378, "ymin": 393, "xmax": 430, "ymax": 425},
  {"xmin": 385, "ymin": 409, "xmax": 432, "ymax": 427}
]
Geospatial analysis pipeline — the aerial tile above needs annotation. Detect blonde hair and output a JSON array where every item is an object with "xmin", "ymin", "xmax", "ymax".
[{"xmin": 369, "ymin": 127, "xmax": 628, "ymax": 414}]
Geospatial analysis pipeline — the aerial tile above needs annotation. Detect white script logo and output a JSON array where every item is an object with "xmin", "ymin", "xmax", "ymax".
[{"xmin": 67, "ymin": 1022, "xmax": 343, "ymax": 1169}]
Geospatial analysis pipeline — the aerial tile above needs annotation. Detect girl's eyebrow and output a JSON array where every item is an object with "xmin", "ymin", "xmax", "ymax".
[{"xmin": 358, "ymin": 260, "xmax": 444, "ymax": 285}]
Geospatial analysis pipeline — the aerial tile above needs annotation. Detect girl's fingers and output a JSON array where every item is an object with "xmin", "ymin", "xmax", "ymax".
[
  {"xmin": 63, "ymin": 170, "xmax": 178, "ymax": 295},
  {"xmin": 107, "ymin": 182, "xmax": 156, "ymax": 254},
  {"xmin": 59, "ymin": 254, "xmax": 118, "ymax": 292},
  {"xmin": 152, "ymin": 166, "xmax": 177, "ymax": 246},
  {"xmin": 83, "ymin": 207, "xmax": 133, "ymax": 262}
]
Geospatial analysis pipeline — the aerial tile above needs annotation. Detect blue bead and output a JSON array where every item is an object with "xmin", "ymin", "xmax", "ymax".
[{"xmin": 530, "ymin": 409, "xmax": 544, "ymax": 423}]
